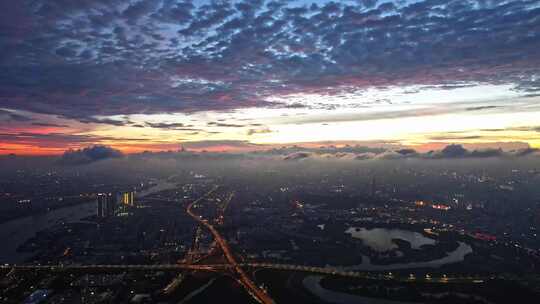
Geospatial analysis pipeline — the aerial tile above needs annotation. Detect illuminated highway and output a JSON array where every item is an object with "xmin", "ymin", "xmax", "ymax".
[
  {"xmin": 186, "ymin": 187, "xmax": 276, "ymax": 304},
  {"xmin": 0, "ymin": 263, "xmax": 497, "ymax": 284}
]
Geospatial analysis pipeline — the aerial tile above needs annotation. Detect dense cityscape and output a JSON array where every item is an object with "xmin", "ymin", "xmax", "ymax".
[
  {"xmin": 2, "ymin": 0, "xmax": 540, "ymax": 303},
  {"xmin": 1, "ymin": 151, "xmax": 540, "ymax": 303}
]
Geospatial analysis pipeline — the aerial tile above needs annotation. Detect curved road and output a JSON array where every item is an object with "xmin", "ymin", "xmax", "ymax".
[{"xmin": 186, "ymin": 187, "xmax": 275, "ymax": 304}]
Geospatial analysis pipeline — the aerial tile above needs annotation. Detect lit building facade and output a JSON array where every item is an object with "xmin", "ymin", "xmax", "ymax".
[
  {"xmin": 96, "ymin": 193, "xmax": 117, "ymax": 217},
  {"xmin": 122, "ymin": 191, "xmax": 135, "ymax": 206}
]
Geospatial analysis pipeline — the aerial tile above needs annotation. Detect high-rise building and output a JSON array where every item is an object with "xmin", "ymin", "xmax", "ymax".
[
  {"xmin": 122, "ymin": 191, "xmax": 135, "ymax": 206},
  {"xmin": 107, "ymin": 193, "xmax": 117, "ymax": 216},
  {"xmin": 96, "ymin": 193, "xmax": 117, "ymax": 217},
  {"xmin": 97, "ymin": 193, "xmax": 106, "ymax": 217},
  {"xmin": 371, "ymin": 175, "xmax": 377, "ymax": 197}
]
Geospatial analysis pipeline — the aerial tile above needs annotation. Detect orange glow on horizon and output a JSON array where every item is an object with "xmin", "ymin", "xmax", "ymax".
[{"xmin": 1, "ymin": 140, "xmax": 536, "ymax": 156}]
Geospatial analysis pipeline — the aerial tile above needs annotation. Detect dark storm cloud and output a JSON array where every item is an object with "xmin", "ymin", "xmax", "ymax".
[
  {"xmin": 60, "ymin": 145, "xmax": 124, "ymax": 165},
  {"xmin": 1, "ymin": 0, "xmax": 539, "ymax": 120}
]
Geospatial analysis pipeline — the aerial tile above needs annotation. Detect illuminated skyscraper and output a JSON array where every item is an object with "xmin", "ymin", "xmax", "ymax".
[
  {"xmin": 122, "ymin": 191, "xmax": 135, "ymax": 206},
  {"xmin": 96, "ymin": 193, "xmax": 117, "ymax": 217},
  {"xmin": 107, "ymin": 193, "xmax": 117, "ymax": 216}
]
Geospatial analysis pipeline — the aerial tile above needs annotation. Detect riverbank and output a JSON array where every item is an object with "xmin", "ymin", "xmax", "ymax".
[{"xmin": 0, "ymin": 200, "xmax": 96, "ymax": 263}]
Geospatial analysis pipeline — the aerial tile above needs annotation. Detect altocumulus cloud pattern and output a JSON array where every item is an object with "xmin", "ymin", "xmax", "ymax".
[{"xmin": 1, "ymin": 0, "xmax": 539, "ymax": 120}]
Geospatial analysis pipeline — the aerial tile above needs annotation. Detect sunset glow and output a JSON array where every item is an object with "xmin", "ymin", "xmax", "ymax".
[{"xmin": 1, "ymin": 0, "xmax": 539, "ymax": 154}]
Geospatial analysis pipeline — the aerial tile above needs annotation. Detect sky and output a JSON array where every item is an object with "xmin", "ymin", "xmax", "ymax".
[{"xmin": 1, "ymin": 0, "xmax": 539, "ymax": 155}]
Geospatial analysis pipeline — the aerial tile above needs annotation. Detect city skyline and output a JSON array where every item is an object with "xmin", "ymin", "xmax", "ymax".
[
  {"xmin": 1, "ymin": 0, "xmax": 540, "ymax": 154},
  {"xmin": 2, "ymin": 2, "xmax": 540, "ymax": 303}
]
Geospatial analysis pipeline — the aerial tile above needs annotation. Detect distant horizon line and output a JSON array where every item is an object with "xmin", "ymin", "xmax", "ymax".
[{"xmin": 1, "ymin": 140, "xmax": 537, "ymax": 157}]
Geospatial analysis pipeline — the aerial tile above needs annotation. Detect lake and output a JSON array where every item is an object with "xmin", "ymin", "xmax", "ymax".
[
  {"xmin": 339, "ymin": 227, "xmax": 472, "ymax": 271},
  {"xmin": 345, "ymin": 227, "xmax": 436, "ymax": 252}
]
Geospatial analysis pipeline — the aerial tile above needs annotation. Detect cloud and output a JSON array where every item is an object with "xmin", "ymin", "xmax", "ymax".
[
  {"xmin": 469, "ymin": 148, "xmax": 504, "ymax": 158},
  {"xmin": 74, "ymin": 116, "xmax": 132, "ymax": 126},
  {"xmin": 428, "ymin": 135, "xmax": 484, "ymax": 141},
  {"xmin": 180, "ymin": 140, "xmax": 262, "ymax": 151},
  {"xmin": 509, "ymin": 147, "xmax": 540, "ymax": 157},
  {"xmin": 423, "ymin": 144, "xmax": 535, "ymax": 159},
  {"xmin": 395, "ymin": 148, "xmax": 418, "ymax": 156},
  {"xmin": 465, "ymin": 105, "xmax": 502, "ymax": 111},
  {"xmin": 0, "ymin": 109, "xmax": 33, "ymax": 122},
  {"xmin": 276, "ymin": 144, "xmax": 539, "ymax": 161},
  {"xmin": 372, "ymin": 151, "xmax": 408, "ymax": 160},
  {"xmin": 31, "ymin": 122, "xmax": 69, "ymax": 128},
  {"xmin": 0, "ymin": 0, "xmax": 539, "ymax": 122},
  {"xmin": 319, "ymin": 152, "xmax": 358, "ymax": 160},
  {"xmin": 60, "ymin": 145, "xmax": 124, "ymax": 165},
  {"xmin": 145, "ymin": 122, "xmax": 198, "ymax": 130},
  {"xmin": 279, "ymin": 146, "xmax": 406, "ymax": 160},
  {"xmin": 0, "ymin": 131, "xmax": 150, "ymax": 150},
  {"xmin": 439, "ymin": 144, "xmax": 469, "ymax": 158},
  {"xmin": 207, "ymin": 122, "xmax": 245, "ymax": 128},
  {"xmin": 283, "ymin": 151, "xmax": 311, "ymax": 161},
  {"xmin": 247, "ymin": 127, "xmax": 272, "ymax": 135},
  {"xmin": 354, "ymin": 152, "xmax": 378, "ymax": 160}
]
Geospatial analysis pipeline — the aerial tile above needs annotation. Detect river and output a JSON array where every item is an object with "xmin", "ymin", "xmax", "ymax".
[
  {"xmin": 0, "ymin": 201, "xmax": 96, "ymax": 263},
  {"xmin": 336, "ymin": 241, "xmax": 473, "ymax": 271},
  {"xmin": 303, "ymin": 275, "xmax": 420, "ymax": 304},
  {"xmin": 0, "ymin": 180, "xmax": 175, "ymax": 264}
]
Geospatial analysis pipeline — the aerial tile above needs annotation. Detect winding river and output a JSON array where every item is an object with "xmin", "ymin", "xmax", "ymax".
[{"xmin": 303, "ymin": 275, "xmax": 420, "ymax": 304}]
